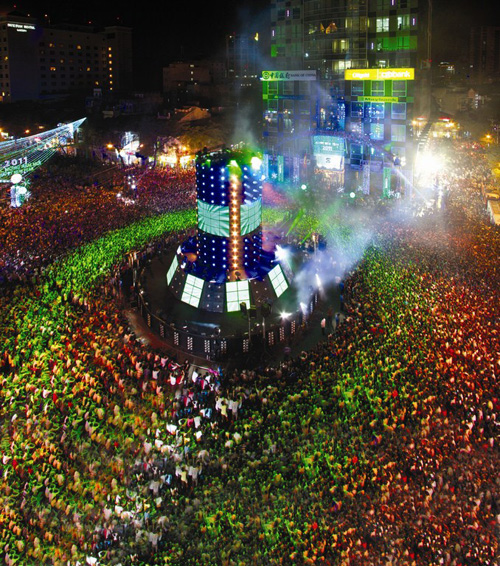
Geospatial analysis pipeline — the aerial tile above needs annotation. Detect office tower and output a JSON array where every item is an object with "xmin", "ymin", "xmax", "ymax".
[
  {"xmin": 0, "ymin": 11, "xmax": 132, "ymax": 102},
  {"xmin": 262, "ymin": 0, "xmax": 432, "ymax": 192}
]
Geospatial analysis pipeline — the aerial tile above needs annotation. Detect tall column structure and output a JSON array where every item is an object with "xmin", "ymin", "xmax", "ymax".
[{"xmin": 166, "ymin": 146, "xmax": 292, "ymax": 313}]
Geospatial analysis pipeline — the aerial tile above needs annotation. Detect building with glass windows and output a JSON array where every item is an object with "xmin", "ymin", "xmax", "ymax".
[
  {"xmin": 0, "ymin": 11, "xmax": 132, "ymax": 102},
  {"xmin": 262, "ymin": 0, "xmax": 432, "ymax": 194}
]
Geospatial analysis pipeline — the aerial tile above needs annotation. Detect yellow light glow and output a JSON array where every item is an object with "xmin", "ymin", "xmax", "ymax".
[{"xmin": 345, "ymin": 68, "xmax": 414, "ymax": 81}]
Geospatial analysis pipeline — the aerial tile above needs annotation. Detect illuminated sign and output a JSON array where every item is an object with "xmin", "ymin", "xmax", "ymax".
[
  {"xmin": 345, "ymin": 68, "xmax": 414, "ymax": 81},
  {"xmin": 0, "ymin": 158, "xmax": 43, "ymax": 182},
  {"xmin": 261, "ymin": 70, "xmax": 317, "ymax": 81},
  {"xmin": 313, "ymin": 136, "xmax": 345, "ymax": 155},
  {"xmin": 357, "ymin": 96, "xmax": 400, "ymax": 103},
  {"xmin": 313, "ymin": 135, "xmax": 345, "ymax": 170},
  {"xmin": 7, "ymin": 22, "xmax": 36, "ymax": 31}
]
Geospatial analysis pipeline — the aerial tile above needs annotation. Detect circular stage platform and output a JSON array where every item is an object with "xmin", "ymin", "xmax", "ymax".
[{"xmin": 133, "ymin": 242, "xmax": 330, "ymax": 363}]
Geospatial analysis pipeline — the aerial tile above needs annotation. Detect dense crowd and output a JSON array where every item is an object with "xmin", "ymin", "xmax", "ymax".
[
  {"xmin": 0, "ymin": 157, "xmax": 196, "ymax": 287},
  {"xmin": 0, "ymin": 142, "xmax": 498, "ymax": 566}
]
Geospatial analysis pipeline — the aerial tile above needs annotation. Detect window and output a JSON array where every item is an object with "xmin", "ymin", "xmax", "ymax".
[
  {"xmin": 332, "ymin": 39, "xmax": 349, "ymax": 53},
  {"xmin": 368, "ymin": 102, "xmax": 385, "ymax": 120},
  {"xmin": 392, "ymin": 80, "xmax": 406, "ymax": 96},
  {"xmin": 376, "ymin": 18, "xmax": 389, "ymax": 33},
  {"xmin": 350, "ymin": 121, "xmax": 363, "ymax": 135},
  {"xmin": 397, "ymin": 36, "xmax": 410, "ymax": 50},
  {"xmin": 391, "ymin": 102, "xmax": 406, "ymax": 119},
  {"xmin": 397, "ymin": 15, "xmax": 410, "ymax": 30},
  {"xmin": 351, "ymin": 102, "xmax": 364, "ymax": 118},
  {"xmin": 264, "ymin": 109, "xmax": 278, "ymax": 131},
  {"xmin": 351, "ymin": 80, "xmax": 364, "ymax": 96},
  {"xmin": 283, "ymin": 81, "xmax": 294, "ymax": 96},
  {"xmin": 391, "ymin": 124, "xmax": 406, "ymax": 142},
  {"xmin": 332, "ymin": 60, "xmax": 349, "ymax": 73},
  {"xmin": 371, "ymin": 81, "xmax": 384, "ymax": 96},
  {"xmin": 370, "ymin": 123, "xmax": 384, "ymax": 140}
]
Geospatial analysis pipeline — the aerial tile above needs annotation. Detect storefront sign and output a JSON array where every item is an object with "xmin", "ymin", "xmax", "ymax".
[
  {"xmin": 357, "ymin": 96, "xmax": 400, "ymax": 103},
  {"xmin": 345, "ymin": 68, "xmax": 414, "ymax": 81},
  {"xmin": 262, "ymin": 70, "xmax": 317, "ymax": 81},
  {"xmin": 7, "ymin": 22, "xmax": 36, "ymax": 31}
]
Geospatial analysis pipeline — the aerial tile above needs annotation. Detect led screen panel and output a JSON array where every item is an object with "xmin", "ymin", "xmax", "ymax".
[
  {"xmin": 226, "ymin": 280, "xmax": 250, "ymax": 312},
  {"xmin": 313, "ymin": 135, "xmax": 344, "ymax": 155},
  {"xmin": 181, "ymin": 274, "xmax": 204, "ymax": 308},
  {"xmin": 269, "ymin": 264, "xmax": 288, "ymax": 297},
  {"xmin": 166, "ymin": 256, "xmax": 178, "ymax": 285},
  {"xmin": 240, "ymin": 198, "xmax": 262, "ymax": 235},
  {"xmin": 198, "ymin": 200, "xmax": 230, "ymax": 237}
]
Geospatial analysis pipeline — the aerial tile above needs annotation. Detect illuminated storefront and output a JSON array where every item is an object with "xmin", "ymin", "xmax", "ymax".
[
  {"xmin": 344, "ymin": 68, "xmax": 415, "ymax": 174},
  {"xmin": 261, "ymin": 69, "xmax": 317, "ymax": 183}
]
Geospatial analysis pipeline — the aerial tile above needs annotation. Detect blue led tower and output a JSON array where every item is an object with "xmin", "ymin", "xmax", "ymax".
[
  {"xmin": 167, "ymin": 146, "xmax": 292, "ymax": 313},
  {"xmin": 195, "ymin": 148, "xmax": 264, "ymax": 281}
]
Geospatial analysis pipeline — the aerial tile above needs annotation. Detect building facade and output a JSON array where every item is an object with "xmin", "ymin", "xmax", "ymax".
[
  {"xmin": 262, "ymin": 0, "xmax": 432, "ymax": 193},
  {"xmin": 0, "ymin": 12, "xmax": 132, "ymax": 102},
  {"xmin": 469, "ymin": 26, "xmax": 500, "ymax": 84}
]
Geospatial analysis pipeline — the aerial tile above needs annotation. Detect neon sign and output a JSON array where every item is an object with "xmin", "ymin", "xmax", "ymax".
[
  {"xmin": 7, "ymin": 23, "xmax": 36, "ymax": 31},
  {"xmin": 357, "ymin": 96, "xmax": 400, "ymax": 103},
  {"xmin": 345, "ymin": 68, "xmax": 414, "ymax": 81},
  {"xmin": 261, "ymin": 70, "xmax": 317, "ymax": 81}
]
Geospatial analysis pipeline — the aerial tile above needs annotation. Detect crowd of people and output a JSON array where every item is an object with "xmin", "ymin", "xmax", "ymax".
[
  {"xmin": 0, "ymin": 142, "xmax": 498, "ymax": 566},
  {"xmin": 0, "ymin": 157, "xmax": 196, "ymax": 288}
]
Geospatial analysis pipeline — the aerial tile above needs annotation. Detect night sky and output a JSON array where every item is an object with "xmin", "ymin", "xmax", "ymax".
[
  {"xmin": 1, "ymin": 0, "xmax": 495, "ymax": 88},
  {"xmin": 2, "ymin": 0, "xmax": 270, "ymax": 88}
]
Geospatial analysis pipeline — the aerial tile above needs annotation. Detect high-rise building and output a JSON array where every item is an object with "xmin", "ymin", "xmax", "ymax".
[
  {"xmin": 0, "ymin": 11, "xmax": 132, "ymax": 102},
  {"xmin": 226, "ymin": 32, "xmax": 261, "ymax": 86},
  {"xmin": 262, "ymin": 0, "xmax": 432, "ymax": 193},
  {"xmin": 469, "ymin": 26, "xmax": 500, "ymax": 84}
]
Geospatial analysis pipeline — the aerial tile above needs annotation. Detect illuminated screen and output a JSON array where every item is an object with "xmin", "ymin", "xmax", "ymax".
[
  {"xmin": 313, "ymin": 136, "xmax": 345, "ymax": 171},
  {"xmin": 197, "ymin": 200, "xmax": 230, "ymax": 237},
  {"xmin": 269, "ymin": 264, "xmax": 288, "ymax": 297},
  {"xmin": 313, "ymin": 135, "xmax": 344, "ymax": 155},
  {"xmin": 240, "ymin": 199, "xmax": 262, "ymax": 235},
  {"xmin": 181, "ymin": 274, "xmax": 204, "ymax": 308},
  {"xmin": 166, "ymin": 256, "xmax": 178, "ymax": 285},
  {"xmin": 316, "ymin": 154, "xmax": 343, "ymax": 170},
  {"xmin": 226, "ymin": 280, "xmax": 250, "ymax": 313}
]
